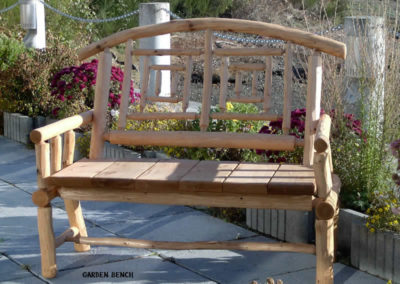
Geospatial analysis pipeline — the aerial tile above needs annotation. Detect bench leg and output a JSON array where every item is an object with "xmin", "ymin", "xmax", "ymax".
[
  {"xmin": 64, "ymin": 199, "xmax": 91, "ymax": 252},
  {"xmin": 37, "ymin": 206, "xmax": 57, "ymax": 278},
  {"xmin": 315, "ymin": 218, "xmax": 334, "ymax": 284}
]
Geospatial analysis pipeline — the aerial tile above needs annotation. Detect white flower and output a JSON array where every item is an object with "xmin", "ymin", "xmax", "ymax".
[{"xmin": 110, "ymin": 109, "xmax": 119, "ymax": 117}]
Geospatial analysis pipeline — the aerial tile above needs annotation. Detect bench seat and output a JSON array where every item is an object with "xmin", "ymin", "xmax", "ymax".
[{"xmin": 45, "ymin": 158, "xmax": 316, "ymax": 195}]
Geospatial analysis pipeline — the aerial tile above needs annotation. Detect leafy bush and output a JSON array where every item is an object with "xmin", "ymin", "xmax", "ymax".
[
  {"xmin": 0, "ymin": 34, "xmax": 26, "ymax": 71},
  {"xmin": 171, "ymin": 0, "xmax": 233, "ymax": 18},
  {"xmin": 0, "ymin": 35, "xmax": 78, "ymax": 116},
  {"xmin": 50, "ymin": 59, "xmax": 138, "ymax": 118}
]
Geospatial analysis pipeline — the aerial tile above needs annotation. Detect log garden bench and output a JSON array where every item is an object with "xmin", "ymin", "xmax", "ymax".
[{"xmin": 30, "ymin": 18, "xmax": 346, "ymax": 283}]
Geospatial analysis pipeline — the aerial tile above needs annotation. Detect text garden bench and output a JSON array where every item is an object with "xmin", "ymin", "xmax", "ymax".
[{"xmin": 30, "ymin": 18, "xmax": 346, "ymax": 283}]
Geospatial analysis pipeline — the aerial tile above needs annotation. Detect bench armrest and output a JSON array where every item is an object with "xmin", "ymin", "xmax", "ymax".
[{"xmin": 30, "ymin": 110, "xmax": 93, "ymax": 144}]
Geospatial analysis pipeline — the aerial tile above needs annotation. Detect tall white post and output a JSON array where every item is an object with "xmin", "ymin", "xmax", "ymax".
[
  {"xmin": 344, "ymin": 16, "xmax": 385, "ymax": 123},
  {"xmin": 20, "ymin": 0, "xmax": 46, "ymax": 49},
  {"xmin": 139, "ymin": 3, "xmax": 171, "ymax": 97}
]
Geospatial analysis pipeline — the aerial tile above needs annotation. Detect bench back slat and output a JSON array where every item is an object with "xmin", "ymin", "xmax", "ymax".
[
  {"xmin": 117, "ymin": 40, "xmax": 133, "ymax": 130},
  {"xmin": 105, "ymin": 130, "xmax": 303, "ymax": 151},
  {"xmin": 282, "ymin": 43, "xmax": 293, "ymax": 135},
  {"xmin": 263, "ymin": 56, "xmax": 272, "ymax": 112},
  {"xmin": 200, "ymin": 29, "xmax": 214, "ymax": 131}
]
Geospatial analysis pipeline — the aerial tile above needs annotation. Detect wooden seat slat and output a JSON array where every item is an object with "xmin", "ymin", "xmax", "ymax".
[
  {"xmin": 136, "ymin": 160, "xmax": 199, "ymax": 192},
  {"xmin": 91, "ymin": 159, "xmax": 158, "ymax": 188},
  {"xmin": 223, "ymin": 163, "xmax": 278, "ymax": 194},
  {"xmin": 47, "ymin": 160, "xmax": 317, "ymax": 196},
  {"xmin": 47, "ymin": 159, "xmax": 114, "ymax": 187},
  {"xmin": 179, "ymin": 160, "xmax": 238, "ymax": 192},
  {"xmin": 268, "ymin": 164, "xmax": 316, "ymax": 195}
]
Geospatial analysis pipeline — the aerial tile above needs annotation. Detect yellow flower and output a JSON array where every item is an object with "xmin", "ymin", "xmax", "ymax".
[
  {"xmin": 394, "ymin": 220, "xmax": 399, "ymax": 225},
  {"xmin": 371, "ymin": 219, "xmax": 376, "ymax": 224},
  {"xmin": 378, "ymin": 208, "xmax": 383, "ymax": 213},
  {"xmin": 366, "ymin": 208, "xmax": 371, "ymax": 214},
  {"xmin": 389, "ymin": 222, "xmax": 393, "ymax": 226},
  {"xmin": 385, "ymin": 207, "xmax": 389, "ymax": 212},
  {"xmin": 366, "ymin": 222, "xmax": 369, "ymax": 227},
  {"xmin": 233, "ymin": 119, "xmax": 239, "ymax": 123},
  {"xmin": 226, "ymin": 102, "xmax": 234, "ymax": 111},
  {"xmin": 369, "ymin": 228, "xmax": 375, "ymax": 233}
]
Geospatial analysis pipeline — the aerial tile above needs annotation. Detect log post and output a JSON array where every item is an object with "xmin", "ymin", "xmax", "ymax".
[
  {"xmin": 63, "ymin": 130, "xmax": 90, "ymax": 252},
  {"xmin": 315, "ymin": 219, "xmax": 334, "ymax": 283},
  {"xmin": 37, "ymin": 206, "xmax": 57, "ymax": 278},
  {"xmin": 89, "ymin": 48, "xmax": 112, "ymax": 159},
  {"xmin": 303, "ymin": 52, "xmax": 322, "ymax": 166}
]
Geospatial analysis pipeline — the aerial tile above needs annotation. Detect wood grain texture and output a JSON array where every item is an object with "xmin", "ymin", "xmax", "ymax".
[
  {"xmin": 136, "ymin": 160, "xmax": 199, "ymax": 192},
  {"xmin": 315, "ymin": 219, "xmax": 334, "ymax": 283},
  {"xmin": 200, "ymin": 29, "xmax": 213, "ymax": 131},
  {"xmin": 230, "ymin": 63, "xmax": 266, "ymax": 71},
  {"xmin": 64, "ymin": 199, "xmax": 91, "ymax": 252},
  {"xmin": 92, "ymin": 160, "xmax": 158, "ymax": 188},
  {"xmin": 126, "ymin": 112, "xmax": 199, "ymax": 121},
  {"xmin": 67, "ymin": 236, "xmax": 315, "ymax": 254},
  {"xmin": 282, "ymin": 43, "xmax": 293, "ymax": 135},
  {"xmin": 263, "ymin": 56, "xmax": 272, "ymax": 112},
  {"xmin": 79, "ymin": 18, "xmax": 346, "ymax": 60},
  {"xmin": 210, "ymin": 112, "xmax": 281, "ymax": 121},
  {"xmin": 182, "ymin": 56, "xmax": 193, "ymax": 112},
  {"xmin": 106, "ymin": 130, "xmax": 298, "ymax": 151},
  {"xmin": 313, "ymin": 152, "xmax": 333, "ymax": 198},
  {"xmin": 50, "ymin": 135, "xmax": 62, "ymax": 174},
  {"xmin": 303, "ymin": 52, "xmax": 322, "ymax": 166},
  {"xmin": 214, "ymin": 48, "xmax": 284, "ymax": 56},
  {"xmin": 139, "ymin": 56, "xmax": 150, "ymax": 112},
  {"xmin": 179, "ymin": 160, "xmax": 238, "ymax": 192},
  {"xmin": 223, "ymin": 163, "xmax": 278, "ymax": 194},
  {"xmin": 132, "ymin": 48, "xmax": 203, "ymax": 56},
  {"xmin": 30, "ymin": 110, "xmax": 93, "ymax": 144},
  {"xmin": 314, "ymin": 114, "xmax": 332, "ymax": 153},
  {"xmin": 228, "ymin": 97, "xmax": 263, "ymax": 104},
  {"xmin": 37, "ymin": 206, "xmax": 57, "ymax": 278},
  {"xmin": 218, "ymin": 56, "xmax": 229, "ymax": 111},
  {"xmin": 59, "ymin": 188, "xmax": 314, "ymax": 211},
  {"xmin": 62, "ymin": 130, "xmax": 75, "ymax": 168},
  {"xmin": 89, "ymin": 49, "xmax": 112, "ymax": 159},
  {"xmin": 47, "ymin": 159, "xmax": 114, "ymax": 187},
  {"xmin": 268, "ymin": 164, "xmax": 316, "ymax": 195},
  {"xmin": 118, "ymin": 39, "xmax": 133, "ymax": 130}
]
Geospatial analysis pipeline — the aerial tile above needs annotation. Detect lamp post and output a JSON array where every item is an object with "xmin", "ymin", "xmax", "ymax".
[{"xmin": 20, "ymin": 0, "xmax": 46, "ymax": 49}]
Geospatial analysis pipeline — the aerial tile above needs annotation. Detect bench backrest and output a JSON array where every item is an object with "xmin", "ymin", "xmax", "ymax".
[{"xmin": 78, "ymin": 18, "xmax": 346, "ymax": 166}]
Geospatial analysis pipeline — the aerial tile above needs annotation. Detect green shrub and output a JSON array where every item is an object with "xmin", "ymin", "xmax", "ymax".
[
  {"xmin": 0, "ymin": 34, "xmax": 26, "ymax": 71},
  {"xmin": 0, "ymin": 35, "xmax": 78, "ymax": 116}
]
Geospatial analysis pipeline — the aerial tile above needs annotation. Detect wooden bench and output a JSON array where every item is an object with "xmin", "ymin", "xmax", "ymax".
[{"xmin": 30, "ymin": 18, "xmax": 346, "ymax": 283}]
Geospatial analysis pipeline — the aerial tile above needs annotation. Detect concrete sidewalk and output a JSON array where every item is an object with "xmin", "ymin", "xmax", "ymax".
[{"xmin": 0, "ymin": 136, "xmax": 386, "ymax": 283}]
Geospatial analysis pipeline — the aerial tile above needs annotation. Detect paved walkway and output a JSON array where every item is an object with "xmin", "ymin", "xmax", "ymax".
[{"xmin": 0, "ymin": 136, "xmax": 386, "ymax": 283}]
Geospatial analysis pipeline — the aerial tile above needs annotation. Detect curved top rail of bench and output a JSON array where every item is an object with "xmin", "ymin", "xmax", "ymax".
[{"xmin": 78, "ymin": 18, "xmax": 346, "ymax": 60}]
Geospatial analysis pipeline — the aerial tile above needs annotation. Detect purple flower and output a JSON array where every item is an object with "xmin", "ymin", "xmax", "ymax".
[
  {"xmin": 52, "ymin": 107, "xmax": 60, "ymax": 116},
  {"xmin": 79, "ymin": 84, "xmax": 86, "ymax": 90}
]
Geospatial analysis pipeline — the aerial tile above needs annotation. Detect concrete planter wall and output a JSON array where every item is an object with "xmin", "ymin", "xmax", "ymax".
[
  {"xmin": 3, "ymin": 112, "xmax": 45, "ymax": 144},
  {"xmin": 247, "ymin": 207, "xmax": 400, "ymax": 283},
  {"xmin": 246, "ymin": 209, "xmax": 314, "ymax": 243}
]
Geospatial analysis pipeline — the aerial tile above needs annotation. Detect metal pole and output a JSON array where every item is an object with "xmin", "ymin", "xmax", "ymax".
[
  {"xmin": 344, "ymin": 16, "xmax": 385, "ymax": 123},
  {"xmin": 139, "ymin": 2, "xmax": 171, "ymax": 97},
  {"xmin": 20, "ymin": 0, "xmax": 46, "ymax": 49}
]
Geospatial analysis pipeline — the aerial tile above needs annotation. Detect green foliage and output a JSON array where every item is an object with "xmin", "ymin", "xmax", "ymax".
[
  {"xmin": 0, "ymin": 34, "xmax": 78, "ymax": 116},
  {"xmin": 0, "ymin": 34, "xmax": 26, "ymax": 71},
  {"xmin": 77, "ymin": 131, "xmax": 92, "ymax": 158},
  {"xmin": 171, "ymin": 0, "xmax": 233, "ymax": 18}
]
